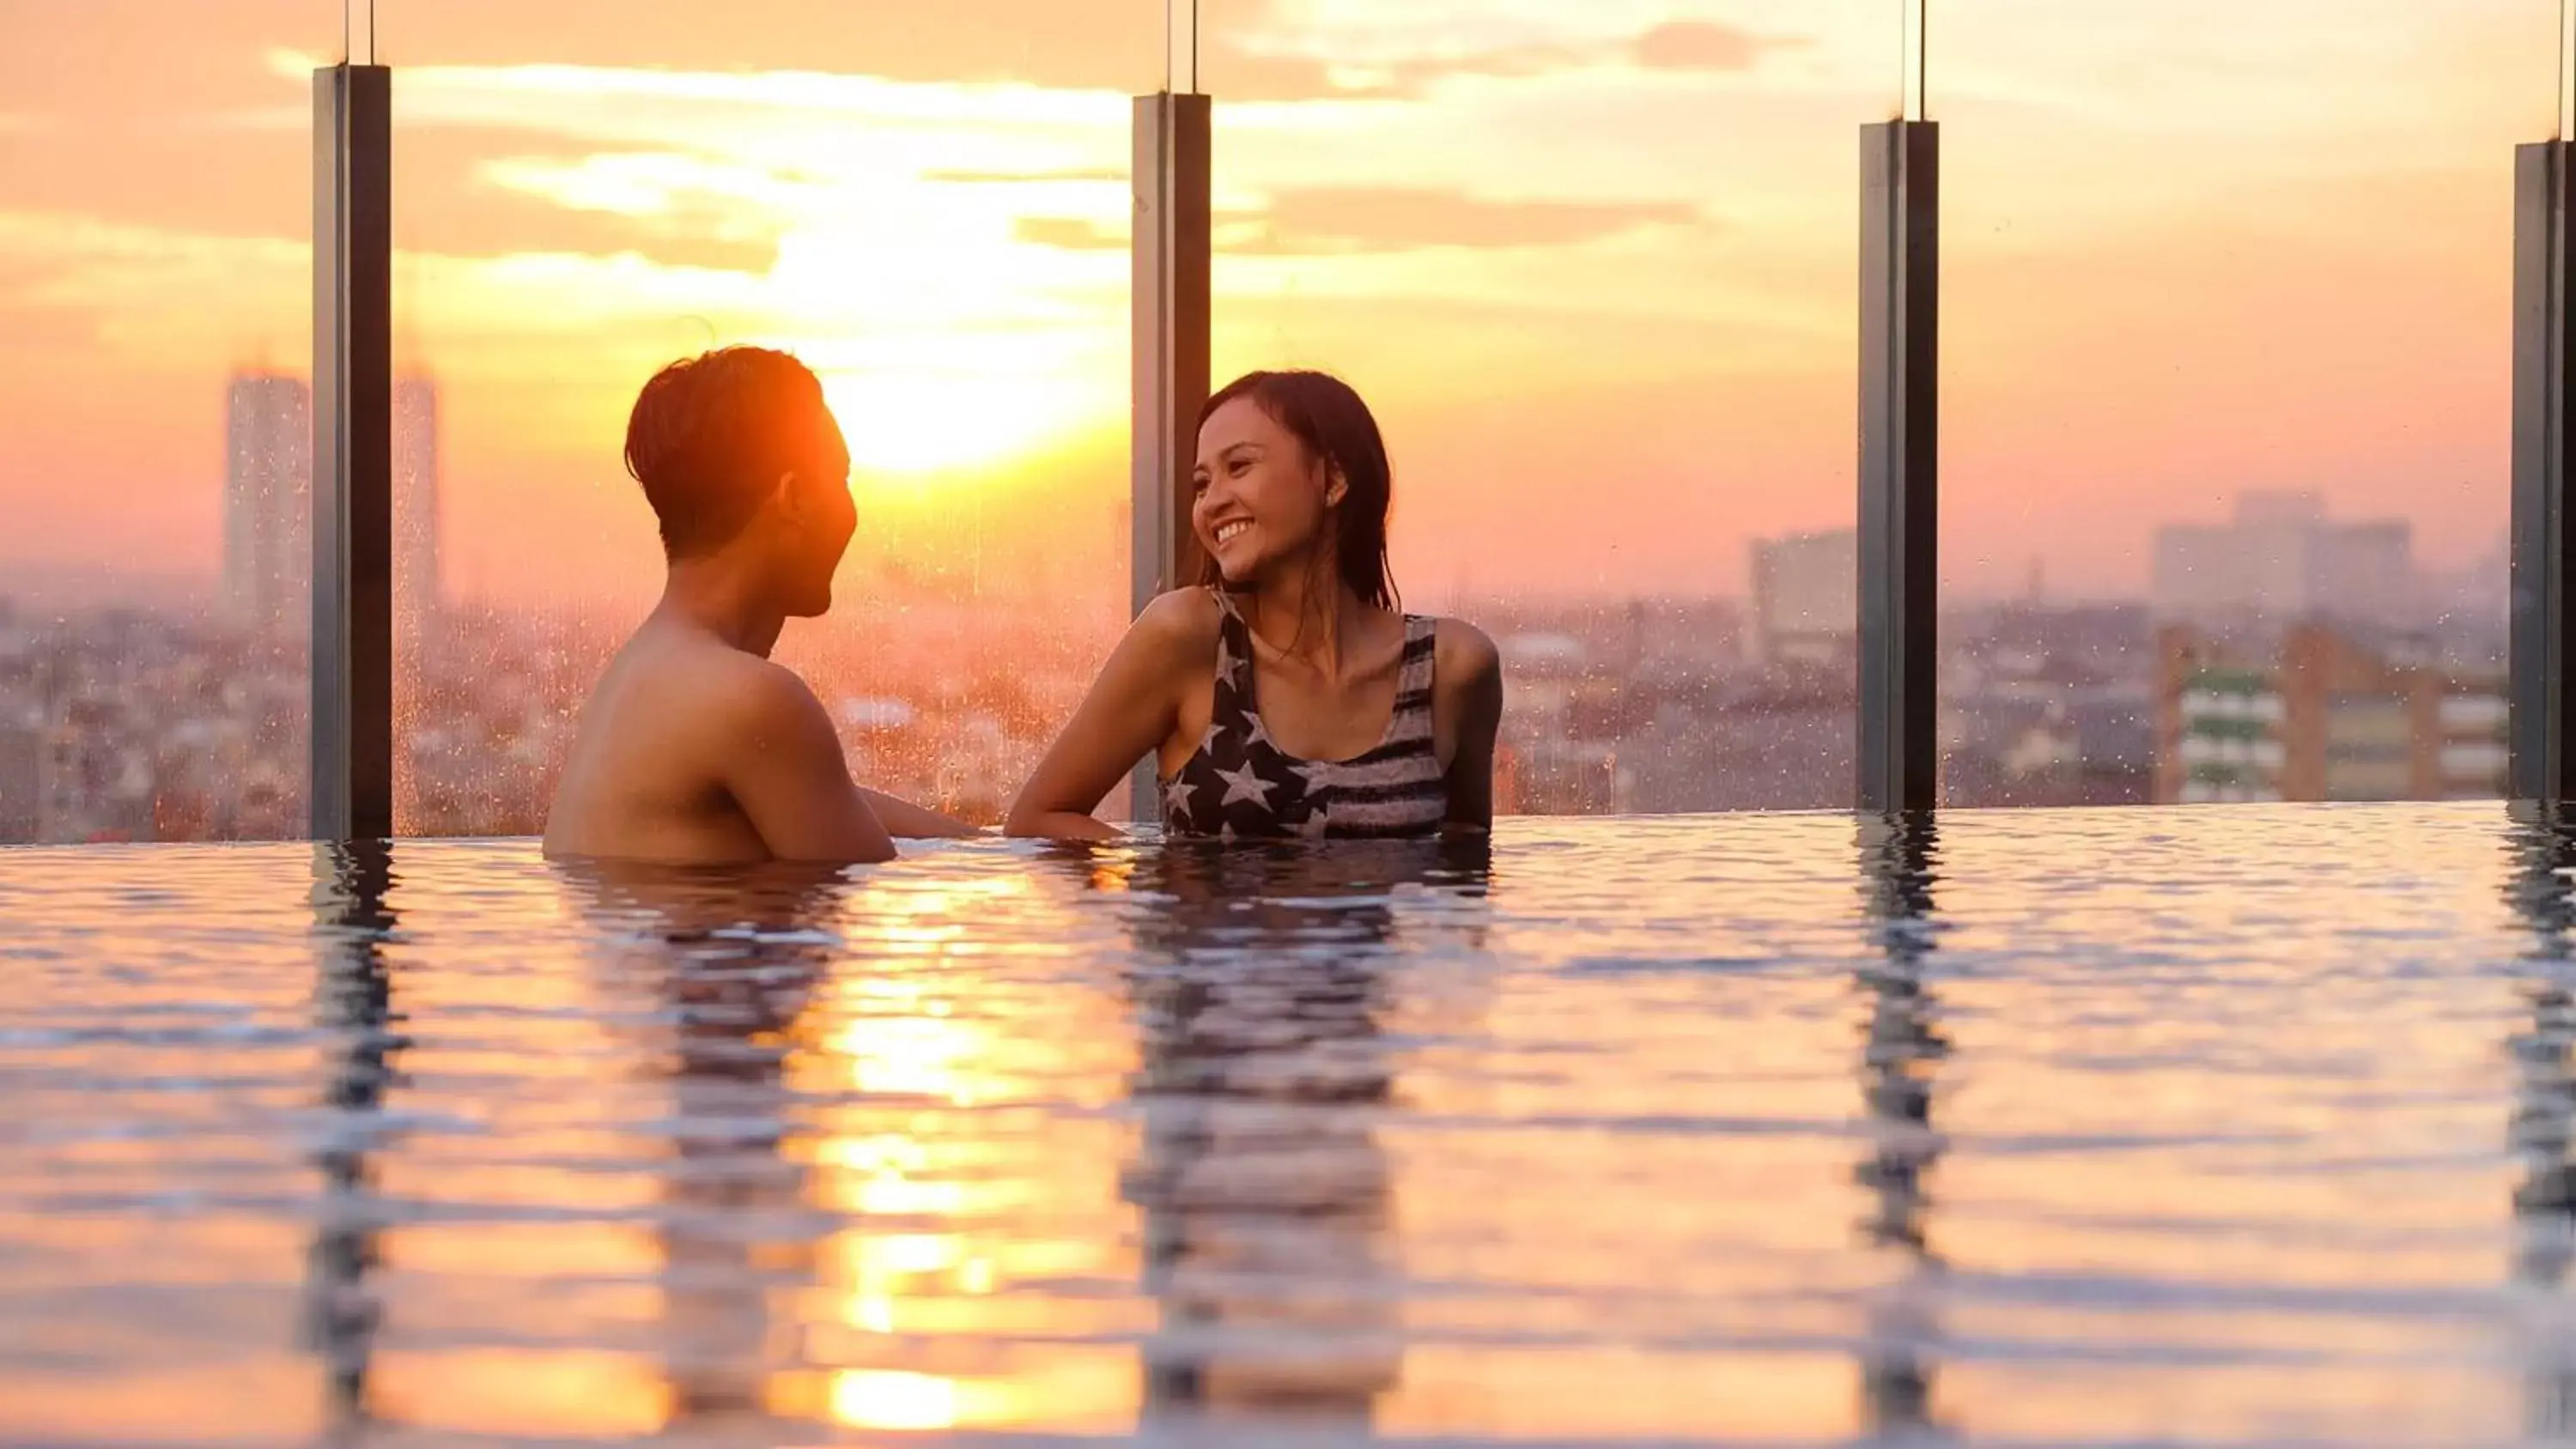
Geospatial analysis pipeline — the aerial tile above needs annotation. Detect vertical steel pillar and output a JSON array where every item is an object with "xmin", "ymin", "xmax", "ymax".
[
  {"xmin": 2514, "ymin": 139, "xmax": 2576, "ymax": 808},
  {"xmin": 1858, "ymin": 118, "xmax": 1941, "ymax": 814},
  {"xmin": 312, "ymin": 62, "xmax": 393, "ymax": 841},
  {"xmin": 1128, "ymin": 89, "xmax": 1212, "ymax": 821}
]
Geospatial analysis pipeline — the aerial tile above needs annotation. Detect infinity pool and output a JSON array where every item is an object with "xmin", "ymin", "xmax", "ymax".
[{"xmin": 1, "ymin": 806, "xmax": 2569, "ymax": 1446}]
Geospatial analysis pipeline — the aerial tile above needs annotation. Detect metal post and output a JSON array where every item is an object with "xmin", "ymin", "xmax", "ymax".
[
  {"xmin": 1858, "ymin": 120, "xmax": 1941, "ymax": 814},
  {"xmin": 1129, "ymin": 89, "xmax": 1212, "ymax": 821},
  {"xmin": 312, "ymin": 64, "xmax": 394, "ymax": 841},
  {"xmin": 2514, "ymin": 140, "xmax": 2576, "ymax": 809}
]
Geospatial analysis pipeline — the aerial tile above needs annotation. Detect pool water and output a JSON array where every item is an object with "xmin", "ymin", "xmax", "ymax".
[{"xmin": 1, "ymin": 805, "xmax": 2570, "ymax": 1446}]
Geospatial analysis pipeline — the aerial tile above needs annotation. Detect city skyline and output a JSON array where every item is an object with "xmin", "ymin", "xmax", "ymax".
[
  {"xmin": 1, "ymin": 421, "xmax": 2511, "ymax": 842},
  {"xmin": 17, "ymin": 385, "xmax": 2504, "ymax": 619},
  {"xmin": 0, "ymin": 0, "xmax": 2552, "ymax": 615}
]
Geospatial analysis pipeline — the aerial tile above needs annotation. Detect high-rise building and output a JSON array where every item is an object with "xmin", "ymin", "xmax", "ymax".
[
  {"xmin": 0, "ymin": 724, "xmax": 38, "ymax": 841},
  {"xmin": 394, "ymin": 373, "xmax": 442, "ymax": 630},
  {"xmin": 2151, "ymin": 491, "xmax": 2415, "ymax": 629},
  {"xmin": 2153, "ymin": 622, "xmax": 2505, "ymax": 803},
  {"xmin": 222, "ymin": 372, "xmax": 312, "ymax": 640},
  {"xmin": 1748, "ymin": 529, "xmax": 1856, "ymax": 667}
]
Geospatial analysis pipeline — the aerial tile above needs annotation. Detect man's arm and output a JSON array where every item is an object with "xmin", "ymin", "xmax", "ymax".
[{"xmin": 722, "ymin": 666, "xmax": 898, "ymax": 864}]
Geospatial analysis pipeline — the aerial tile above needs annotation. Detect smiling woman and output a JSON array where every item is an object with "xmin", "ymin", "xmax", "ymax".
[
  {"xmin": 378, "ymin": 0, "xmax": 1163, "ymax": 839},
  {"xmin": 1202, "ymin": 0, "xmax": 1893, "ymax": 815}
]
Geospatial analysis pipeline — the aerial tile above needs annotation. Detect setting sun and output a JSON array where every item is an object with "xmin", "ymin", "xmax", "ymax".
[{"xmin": 816, "ymin": 354, "xmax": 1113, "ymax": 478}]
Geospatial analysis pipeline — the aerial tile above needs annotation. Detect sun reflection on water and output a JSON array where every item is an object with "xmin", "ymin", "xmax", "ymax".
[{"xmin": 0, "ymin": 809, "xmax": 2553, "ymax": 1445}]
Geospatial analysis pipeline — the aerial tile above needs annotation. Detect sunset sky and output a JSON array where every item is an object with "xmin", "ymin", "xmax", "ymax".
[{"xmin": 0, "ymin": 0, "xmax": 2555, "ymax": 615}]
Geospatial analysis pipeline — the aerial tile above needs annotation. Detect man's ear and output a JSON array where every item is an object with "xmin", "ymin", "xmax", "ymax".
[{"xmin": 769, "ymin": 471, "xmax": 800, "ymax": 518}]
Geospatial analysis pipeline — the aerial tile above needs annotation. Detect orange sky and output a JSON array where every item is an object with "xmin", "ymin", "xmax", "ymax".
[{"xmin": 0, "ymin": 0, "xmax": 2555, "ymax": 614}]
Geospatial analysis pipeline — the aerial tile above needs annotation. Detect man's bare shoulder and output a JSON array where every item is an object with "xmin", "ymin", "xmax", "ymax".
[
  {"xmin": 689, "ymin": 640, "xmax": 823, "ymax": 719},
  {"xmin": 618, "ymin": 628, "xmax": 825, "ymax": 730},
  {"xmin": 544, "ymin": 630, "xmax": 823, "ymax": 861}
]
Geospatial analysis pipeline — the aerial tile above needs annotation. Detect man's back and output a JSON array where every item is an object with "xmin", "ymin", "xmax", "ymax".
[
  {"xmin": 543, "ymin": 618, "xmax": 894, "ymax": 864},
  {"xmin": 545, "ymin": 344, "xmax": 941, "ymax": 864}
]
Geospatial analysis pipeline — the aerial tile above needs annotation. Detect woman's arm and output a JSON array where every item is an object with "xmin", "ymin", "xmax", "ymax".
[
  {"xmin": 1005, "ymin": 590, "xmax": 1215, "ymax": 840},
  {"xmin": 1435, "ymin": 620, "xmax": 1505, "ymax": 834},
  {"xmin": 857, "ymin": 788, "xmax": 981, "ymax": 839}
]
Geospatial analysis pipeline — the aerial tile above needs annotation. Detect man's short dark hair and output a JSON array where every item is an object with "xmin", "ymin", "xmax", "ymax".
[{"xmin": 623, "ymin": 346, "xmax": 844, "ymax": 557}]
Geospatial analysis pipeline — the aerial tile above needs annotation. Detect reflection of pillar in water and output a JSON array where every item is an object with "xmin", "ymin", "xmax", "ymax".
[
  {"xmin": 1119, "ymin": 845, "xmax": 1441, "ymax": 1430},
  {"xmin": 302, "ymin": 840, "xmax": 408, "ymax": 1440},
  {"xmin": 1855, "ymin": 814, "xmax": 1951, "ymax": 1441},
  {"xmin": 2506, "ymin": 822, "xmax": 2576, "ymax": 1440},
  {"xmin": 1130, "ymin": 966, "xmax": 1218, "ymax": 1412}
]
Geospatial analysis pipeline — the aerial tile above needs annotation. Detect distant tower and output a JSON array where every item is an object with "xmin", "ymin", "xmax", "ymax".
[
  {"xmin": 392, "ymin": 373, "xmax": 442, "ymax": 630},
  {"xmin": 223, "ymin": 372, "xmax": 313, "ymax": 640}
]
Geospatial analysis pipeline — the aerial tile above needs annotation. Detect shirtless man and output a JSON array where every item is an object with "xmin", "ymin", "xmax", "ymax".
[{"xmin": 544, "ymin": 347, "xmax": 973, "ymax": 863}]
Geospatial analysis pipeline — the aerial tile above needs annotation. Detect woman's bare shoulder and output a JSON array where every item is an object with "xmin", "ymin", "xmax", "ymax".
[
  {"xmin": 1429, "ymin": 615, "xmax": 1502, "ymax": 682},
  {"xmin": 1130, "ymin": 585, "xmax": 1226, "ymax": 656}
]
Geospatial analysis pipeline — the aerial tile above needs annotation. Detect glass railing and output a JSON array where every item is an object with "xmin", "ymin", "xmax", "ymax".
[{"xmin": 3, "ymin": 2, "xmax": 2561, "ymax": 842}]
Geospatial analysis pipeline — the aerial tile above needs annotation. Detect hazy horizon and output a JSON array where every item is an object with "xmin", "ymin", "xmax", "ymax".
[{"xmin": 0, "ymin": 0, "xmax": 2552, "ymax": 616}]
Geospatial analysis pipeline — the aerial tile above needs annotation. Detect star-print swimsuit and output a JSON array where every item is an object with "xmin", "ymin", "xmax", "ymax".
[{"xmin": 1160, "ymin": 591, "xmax": 1449, "ymax": 841}]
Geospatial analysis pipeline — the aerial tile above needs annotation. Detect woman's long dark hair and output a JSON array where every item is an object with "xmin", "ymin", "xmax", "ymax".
[{"xmin": 1197, "ymin": 370, "xmax": 1398, "ymax": 612}]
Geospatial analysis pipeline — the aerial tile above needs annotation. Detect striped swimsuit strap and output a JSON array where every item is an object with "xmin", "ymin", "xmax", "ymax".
[
  {"xmin": 1214, "ymin": 594, "xmax": 1438, "ymax": 749},
  {"xmin": 1159, "ymin": 595, "xmax": 1446, "ymax": 841}
]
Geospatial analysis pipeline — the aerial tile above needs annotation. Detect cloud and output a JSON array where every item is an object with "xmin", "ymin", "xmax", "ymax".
[
  {"xmin": 1012, "ymin": 216, "xmax": 1126, "ymax": 252},
  {"xmin": 0, "ymin": 209, "xmax": 313, "ymax": 370},
  {"xmin": 1238, "ymin": 185, "xmax": 1707, "ymax": 253},
  {"xmin": 1208, "ymin": 39, "xmax": 1580, "ymax": 100},
  {"xmin": 1632, "ymin": 22, "xmax": 1807, "ymax": 73},
  {"xmin": 1207, "ymin": 17, "xmax": 1808, "ymax": 100},
  {"xmin": 1018, "ymin": 185, "xmax": 1705, "ymax": 256},
  {"xmin": 1198, "ymin": 46, "xmax": 1403, "ymax": 103},
  {"xmin": 368, "ymin": 64, "xmax": 1134, "ymax": 275},
  {"xmin": 411, "ymin": 196, "xmax": 782, "ymax": 275},
  {"xmin": 0, "ymin": 209, "xmax": 303, "ymax": 285},
  {"xmin": 394, "ymin": 129, "xmax": 792, "ymax": 274},
  {"xmin": 924, "ymin": 167, "xmax": 1127, "ymax": 185},
  {"xmin": 368, "ymin": 0, "xmax": 1163, "ymax": 94}
]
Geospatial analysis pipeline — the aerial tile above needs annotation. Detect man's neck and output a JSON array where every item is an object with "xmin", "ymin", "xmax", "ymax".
[{"xmin": 655, "ymin": 557, "xmax": 786, "ymax": 658}]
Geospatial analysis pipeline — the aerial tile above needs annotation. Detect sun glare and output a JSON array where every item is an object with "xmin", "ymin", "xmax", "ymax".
[
  {"xmin": 775, "ymin": 204, "xmax": 1127, "ymax": 478},
  {"xmin": 817, "ymin": 366, "xmax": 1102, "ymax": 479}
]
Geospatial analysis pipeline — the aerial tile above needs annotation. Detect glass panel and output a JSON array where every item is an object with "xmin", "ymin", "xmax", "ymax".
[
  {"xmin": 1204, "ymin": 0, "xmax": 1890, "ymax": 815},
  {"xmin": 1940, "ymin": 1, "xmax": 2550, "ymax": 806},
  {"xmin": 385, "ymin": 1, "xmax": 1158, "ymax": 835},
  {"xmin": 0, "ymin": 3, "xmax": 337, "ymax": 842}
]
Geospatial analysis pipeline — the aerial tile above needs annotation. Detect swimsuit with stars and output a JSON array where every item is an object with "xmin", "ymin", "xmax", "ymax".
[{"xmin": 1159, "ymin": 591, "xmax": 1449, "ymax": 841}]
